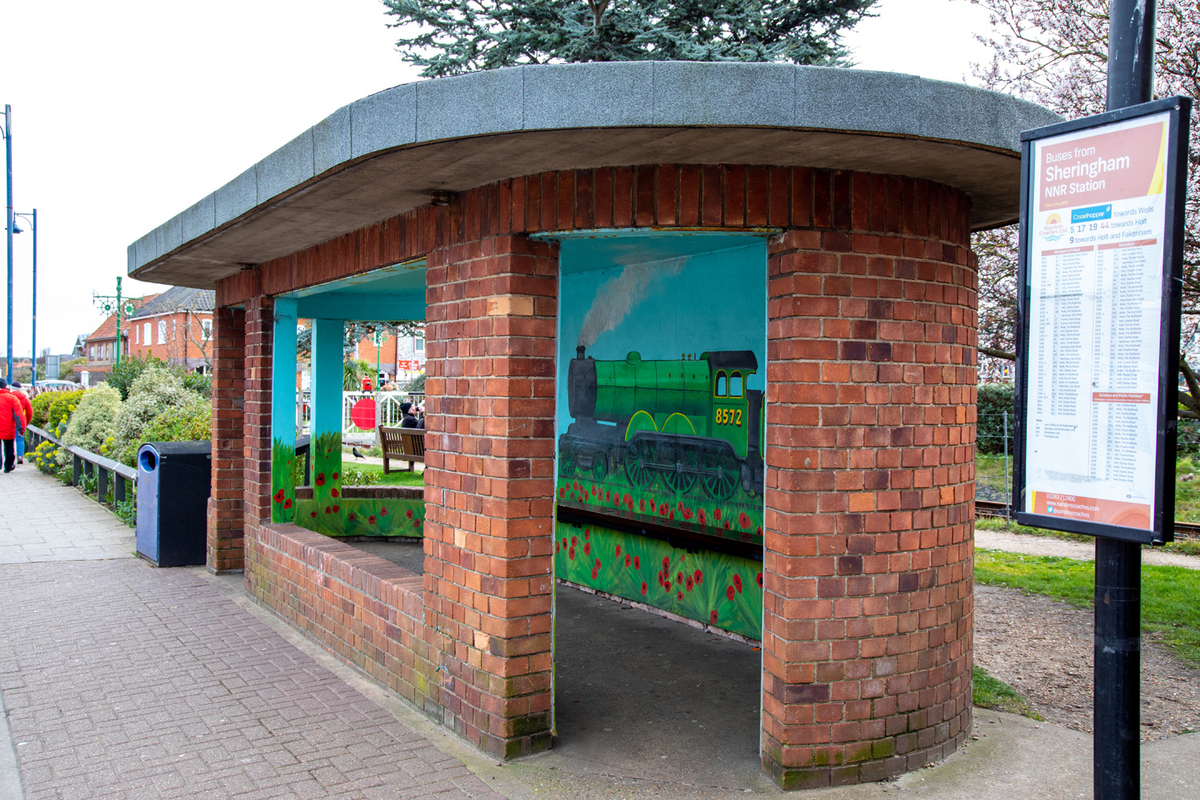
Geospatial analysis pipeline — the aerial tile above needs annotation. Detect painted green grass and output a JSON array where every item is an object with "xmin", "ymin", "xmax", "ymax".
[
  {"xmin": 972, "ymin": 666, "xmax": 1042, "ymax": 719},
  {"xmin": 975, "ymin": 549, "xmax": 1200, "ymax": 667}
]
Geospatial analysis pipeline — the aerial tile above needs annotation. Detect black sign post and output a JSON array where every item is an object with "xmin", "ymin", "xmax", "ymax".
[{"xmin": 1013, "ymin": 4, "xmax": 1193, "ymax": 799}]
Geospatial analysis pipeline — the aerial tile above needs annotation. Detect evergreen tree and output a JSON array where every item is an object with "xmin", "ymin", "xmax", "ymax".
[{"xmin": 383, "ymin": 0, "xmax": 877, "ymax": 78}]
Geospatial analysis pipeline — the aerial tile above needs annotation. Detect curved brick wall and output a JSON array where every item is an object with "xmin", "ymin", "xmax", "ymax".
[{"xmin": 216, "ymin": 164, "xmax": 976, "ymax": 787}]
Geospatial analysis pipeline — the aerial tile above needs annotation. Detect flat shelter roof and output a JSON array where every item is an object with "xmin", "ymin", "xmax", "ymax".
[{"xmin": 128, "ymin": 62, "xmax": 1061, "ymax": 290}]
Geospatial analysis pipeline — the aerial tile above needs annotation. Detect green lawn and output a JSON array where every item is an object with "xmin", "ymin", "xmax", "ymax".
[
  {"xmin": 975, "ymin": 549, "xmax": 1200, "ymax": 668},
  {"xmin": 972, "ymin": 666, "xmax": 1041, "ymax": 719},
  {"xmin": 342, "ymin": 463, "xmax": 424, "ymax": 487}
]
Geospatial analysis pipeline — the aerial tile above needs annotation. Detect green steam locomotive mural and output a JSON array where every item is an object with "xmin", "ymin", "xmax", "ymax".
[{"xmin": 555, "ymin": 233, "xmax": 767, "ymax": 637}]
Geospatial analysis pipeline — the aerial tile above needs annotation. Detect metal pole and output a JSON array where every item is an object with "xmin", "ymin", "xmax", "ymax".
[
  {"xmin": 4, "ymin": 104, "xmax": 12, "ymax": 384},
  {"xmin": 1096, "ymin": 3, "xmax": 1155, "ymax": 799},
  {"xmin": 115, "ymin": 276, "xmax": 122, "ymax": 366},
  {"xmin": 1002, "ymin": 411, "xmax": 1011, "ymax": 522},
  {"xmin": 30, "ymin": 208, "xmax": 35, "ymax": 386}
]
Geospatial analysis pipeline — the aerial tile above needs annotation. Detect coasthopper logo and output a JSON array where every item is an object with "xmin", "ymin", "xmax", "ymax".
[{"xmin": 1071, "ymin": 204, "xmax": 1112, "ymax": 224}]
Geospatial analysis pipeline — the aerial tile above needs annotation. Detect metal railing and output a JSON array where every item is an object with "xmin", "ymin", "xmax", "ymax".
[
  {"xmin": 297, "ymin": 391, "xmax": 426, "ymax": 443},
  {"xmin": 27, "ymin": 424, "xmax": 137, "ymax": 504}
]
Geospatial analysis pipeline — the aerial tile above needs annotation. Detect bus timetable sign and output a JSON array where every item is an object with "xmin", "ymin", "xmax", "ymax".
[{"xmin": 1014, "ymin": 97, "xmax": 1191, "ymax": 545}]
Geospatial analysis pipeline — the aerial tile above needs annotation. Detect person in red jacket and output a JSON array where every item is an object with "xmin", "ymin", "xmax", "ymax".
[
  {"xmin": 0, "ymin": 380, "xmax": 25, "ymax": 472},
  {"xmin": 10, "ymin": 382, "xmax": 32, "ymax": 465}
]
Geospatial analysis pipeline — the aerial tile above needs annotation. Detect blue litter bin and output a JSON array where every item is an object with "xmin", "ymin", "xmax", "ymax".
[{"xmin": 135, "ymin": 441, "xmax": 211, "ymax": 567}]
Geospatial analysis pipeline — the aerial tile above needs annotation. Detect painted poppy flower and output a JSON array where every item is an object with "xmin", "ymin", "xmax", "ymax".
[
  {"xmin": 756, "ymin": 572, "xmax": 763, "ymax": 588},
  {"xmin": 615, "ymin": 544, "xmax": 621, "ymax": 557},
  {"xmin": 591, "ymin": 567, "xmax": 599, "ymax": 579},
  {"xmin": 698, "ymin": 510, "xmax": 706, "ymax": 525},
  {"xmin": 412, "ymin": 520, "xmax": 420, "ymax": 528},
  {"xmin": 633, "ymin": 556, "xmax": 640, "ymax": 569},
  {"xmin": 562, "ymin": 538, "xmax": 568, "ymax": 548},
  {"xmin": 407, "ymin": 509, "xmax": 414, "ymax": 519},
  {"xmin": 571, "ymin": 536, "xmax": 577, "ymax": 546},
  {"xmin": 381, "ymin": 507, "xmax": 388, "ymax": 516},
  {"xmin": 639, "ymin": 499, "xmax": 646, "ymax": 511},
  {"xmin": 686, "ymin": 577, "xmax": 693, "ymax": 591},
  {"xmin": 584, "ymin": 542, "xmax": 591, "ymax": 556},
  {"xmin": 624, "ymin": 494, "xmax": 634, "ymax": 510},
  {"xmin": 738, "ymin": 512, "xmax": 751, "ymax": 530},
  {"xmin": 368, "ymin": 515, "xmax": 377, "ymax": 524},
  {"xmin": 585, "ymin": 530, "xmax": 590, "ymax": 540},
  {"xmin": 569, "ymin": 548, "xmax": 575, "ymax": 560},
  {"xmin": 648, "ymin": 500, "xmax": 656, "ymax": 511},
  {"xmin": 273, "ymin": 489, "xmax": 284, "ymax": 504},
  {"xmin": 324, "ymin": 506, "xmax": 331, "ymax": 514},
  {"xmin": 605, "ymin": 491, "xmax": 610, "ymax": 502},
  {"xmin": 348, "ymin": 512, "xmax": 356, "ymax": 521},
  {"xmin": 659, "ymin": 505, "xmax": 669, "ymax": 517},
  {"xmin": 559, "ymin": 488, "xmax": 566, "ymax": 498},
  {"xmin": 714, "ymin": 508, "xmax": 722, "ymax": 520},
  {"xmin": 694, "ymin": 569, "xmax": 703, "ymax": 583},
  {"xmin": 316, "ymin": 474, "xmax": 326, "ymax": 487},
  {"xmin": 662, "ymin": 556, "xmax": 670, "ymax": 568},
  {"xmin": 733, "ymin": 575, "xmax": 743, "ymax": 593},
  {"xmin": 676, "ymin": 592, "xmax": 684, "ymax": 601},
  {"xmin": 332, "ymin": 472, "xmax": 339, "ymax": 480},
  {"xmin": 332, "ymin": 504, "xmax": 340, "ymax": 513},
  {"xmin": 669, "ymin": 511, "xmax": 674, "ymax": 520},
  {"xmin": 724, "ymin": 521, "xmax": 731, "ymax": 529},
  {"xmin": 676, "ymin": 572, "xmax": 684, "ymax": 585},
  {"xmin": 283, "ymin": 499, "xmax": 292, "ymax": 510},
  {"xmin": 331, "ymin": 489, "xmax": 340, "ymax": 498},
  {"xmin": 710, "ymin": 610, "xmax": 719, "ymax": 624},
  {"xmin": 595, "ymin": 558, "xmax": 601, "ymax": 568},
  {"xmin": 682, "ymin": 508, "xmax": 692, "ymax": 520},
  {"xmin": 726, "ymin": 586, "xmax": 735, "ymax": 600},
  {"xmin": 641, "ymin": 582, "xmax": 648, "ymax": 595},
  {"xmin": 311, "ymin": 511, "xmax": 318, "ymax": 519},
  {"xmin": 625, "ymin": 554, "xmax": 632, "ymax": 567}
]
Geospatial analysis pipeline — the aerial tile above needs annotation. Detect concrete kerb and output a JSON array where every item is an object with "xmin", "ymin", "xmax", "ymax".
[{"xmin": 0, "ymin": 684, "xmax": 22, "ymax": 800}]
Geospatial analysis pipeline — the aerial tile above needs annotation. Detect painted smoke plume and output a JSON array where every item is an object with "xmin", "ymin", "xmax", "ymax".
[{"xmin": 577, "ymin": 257, "xmax": 685, "ymax": 350}]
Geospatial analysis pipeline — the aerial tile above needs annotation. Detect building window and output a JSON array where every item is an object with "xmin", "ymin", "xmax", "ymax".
[
  {"xmin": 158, "ymin": 320, "xmax": 167, "ymax": 344},
  {"xmin": 144, "ymin": 322, "xmax": 151, "ymax": 344},
  {"xmin": 202, "ymin": 319, "xmax": 212, "ymax": 339},
  {"xmin": 414, "ymin": 337, "xmax": 424, "ymax": 352},
  {"xmin": 89, "ymin": 345, "xmax": 95, "ymax": 360}
]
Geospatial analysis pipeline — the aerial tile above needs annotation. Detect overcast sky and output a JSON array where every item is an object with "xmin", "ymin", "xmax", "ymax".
[{"xmin": 1, "ymin": 0, "xmax": 994, "ymax": 358}]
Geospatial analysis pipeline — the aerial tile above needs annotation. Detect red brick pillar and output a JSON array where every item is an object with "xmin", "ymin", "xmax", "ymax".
[
  {"xmin": 243, "ymin": 296, "xmax": 274, "ymax": 527},
  {"xmin": 208, "ymin": 305, "xmax": 246, "ymax": 572},
  {"xmin": 423, "ymin": 232, "xmax": 559, "ymax": 758},
  {"xmin": 761, "ymin": 174, "xmax": 977, "ymax": 788}
]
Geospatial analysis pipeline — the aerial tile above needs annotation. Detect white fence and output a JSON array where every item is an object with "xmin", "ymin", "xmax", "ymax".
[{"xmin": 298, "ymin": 391, "xmax": 425, "ymax": 444}]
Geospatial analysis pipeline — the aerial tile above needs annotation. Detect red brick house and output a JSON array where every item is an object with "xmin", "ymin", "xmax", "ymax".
[{"xmin": 126, "ymin": 287, "xmax": 216, "ymax": 373}]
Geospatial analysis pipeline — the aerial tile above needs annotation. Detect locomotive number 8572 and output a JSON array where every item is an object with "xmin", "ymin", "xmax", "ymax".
[{"xmin": 559, "ymin": 346, "xmax": 765, "ymax": 499}]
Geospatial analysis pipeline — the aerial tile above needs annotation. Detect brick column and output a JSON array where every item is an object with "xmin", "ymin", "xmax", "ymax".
[
  {"xmin": 243, "ymin": 296, "xmax": 274, "ymax": 527},
  {"xmin": 423, "ymin": 232, "xmax": 559, "ymax": 758},
  {"xmin": 761, "ymin": 178, "xmax": 977, "ymax": 788},
  {"xmin": 208, "ymin": 305, "xmax": 246, "ymax": 572}
]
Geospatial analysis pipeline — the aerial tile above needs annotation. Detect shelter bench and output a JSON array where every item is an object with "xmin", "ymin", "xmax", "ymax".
[{"xmin": 379, "ymin": 425, "xmax": 424, "ymax": 473}]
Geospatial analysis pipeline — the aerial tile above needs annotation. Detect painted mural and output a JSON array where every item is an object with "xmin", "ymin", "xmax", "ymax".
[
  {"xmin": 555, "ymin": 520, "xmax": 763, "ymax": 640},
  {"xmin": 555, "ymin": 234, "xmax": 767, "ymax": 637},
  {"xmin": 271, "ymin": 432, "xmax": 425, "ymax": 538}
]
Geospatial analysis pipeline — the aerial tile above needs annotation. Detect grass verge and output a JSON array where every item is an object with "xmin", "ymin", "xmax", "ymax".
[
  {"xmin": 975, "ymin": 549, "xmax": 1200, "ymax": 668},
  {"xmin": 972, "ymin": 666, "xmax": 1042, "ymax": 719},
  {"xmin": 975, "ymin": 517, "xmax": 1200, "ymax": 557},
  {"xmin": 344, "ymin": 463, "xmax": 424, "ymax": 487}
]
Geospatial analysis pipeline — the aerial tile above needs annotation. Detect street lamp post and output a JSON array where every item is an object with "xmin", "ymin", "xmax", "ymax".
[
  {"xmin": 3, "ymin": 104, "xmax": 13, "ymax": 383},
  {"xmin": 12, "ymin": 209, "xmax": 36, "ymax": 386}
]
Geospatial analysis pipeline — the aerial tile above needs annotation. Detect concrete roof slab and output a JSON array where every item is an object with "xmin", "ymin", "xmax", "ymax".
[
  {"xmin": 415, "ymin": 68, "xmax": 524, "ymax": 143},
  {"xmin": 350, "ymin": 84, "xmax": 417, "ymax": 159},
  {"xmin": 653, "ymin": 61, "xmax": 796, "ymax": 127},
  {"xmin": 523, "ymin": 62, "xmax": 655, "ymax": 129},
  {"xmin": 129, "ymin": 62, "xmax": 1061, "ymax": 290}
]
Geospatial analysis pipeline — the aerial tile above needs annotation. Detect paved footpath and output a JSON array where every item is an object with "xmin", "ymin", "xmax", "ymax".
[
  {"xmin": 1, "ymin": 466, "xmax": 1197, "ymax": 800},
  {"xmin": 0, "ymin": 467, "xmax": 502, "ymax": 800}
]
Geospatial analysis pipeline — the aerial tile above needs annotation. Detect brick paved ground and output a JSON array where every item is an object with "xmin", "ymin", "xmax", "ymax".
[{"xmin": 0, "ymin": 468, "xmax": 504, "ymax": 800}]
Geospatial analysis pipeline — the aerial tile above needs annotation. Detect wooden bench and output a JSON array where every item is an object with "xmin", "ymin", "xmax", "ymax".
[{"xmin": 379, "ymin": 425, "xmax": 425, "ymax": 473}]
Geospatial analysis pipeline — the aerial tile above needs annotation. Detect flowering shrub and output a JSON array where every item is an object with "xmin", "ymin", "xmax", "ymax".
[
  {"xmin": 112, "ymin": 367, "xmax": 206, "ymax": 466},
  {"xmin": 58, "ymin": 386, "xmax": 123, "ymax": 467}
]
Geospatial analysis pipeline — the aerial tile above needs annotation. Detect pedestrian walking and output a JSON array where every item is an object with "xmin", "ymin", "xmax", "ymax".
[
  {"xmin": 0, "ymin": 380, "xmax": 26, "ymax": 472},
  {"xmin": 10, "ymin": 381, "xmax": 32, "ymax": 465}
]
